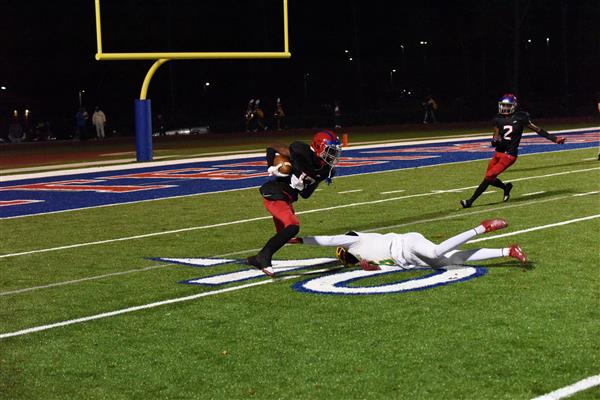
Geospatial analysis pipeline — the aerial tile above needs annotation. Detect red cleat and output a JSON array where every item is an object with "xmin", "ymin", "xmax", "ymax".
[
  {"xmin": 359, "ymin": 259, "xmax": 381, "ymax": 271},
  {"xmin": 480, "ymin": 218, "xmax": 508, "ymax": 233},
  {"xmin": 509, "ymin": 244, "xmax": 528, "ymax": 264},
  {"xmin": 287, "ymin": 237, "xmax": 303, "ymax": 244}
]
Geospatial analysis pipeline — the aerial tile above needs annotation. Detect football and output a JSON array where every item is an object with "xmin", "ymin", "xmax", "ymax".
[{"xmin": 273, "ymin": 154, "xmax": 292, "ymax": 175}]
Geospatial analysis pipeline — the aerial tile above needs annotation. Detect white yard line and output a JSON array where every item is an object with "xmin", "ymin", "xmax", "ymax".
[
  {"xmin": 1, "ymin": 167, "xmax": 598, "ymax": 259},
  {"xmin": 0, "ymin": 278, "xmax": 285, "ymax": 340},
  {"xmin": 469, "ymin": 214, "xmax": 600, "ymax": 243},
  {"xmin": 338, "ymin": 189, "xmax": 363, "ymax": 194},
  {"xmin": 0, "ymin": 191, "xmax": 590, "ymax": 296},
  {"xmin": 2, "ymin": 152, "xmax": 597, "ymax": 222},
  {"xmin": 0, "ymin": 213, "xmax": 597, "ymax": 339},
  {"xmin": 530, "ymin": 374, "xmax": 600, "ymax": 400},
  {"xmin": 380, "ymin": 189, "xmax": 405, "ymax": 194},
  {"xmin": 0, "ymin": 264, "xmax": 171, "ymax": 296},
  {"xmin": 522, "ymin": 191, "xmax": 546, "ymax": 197}
]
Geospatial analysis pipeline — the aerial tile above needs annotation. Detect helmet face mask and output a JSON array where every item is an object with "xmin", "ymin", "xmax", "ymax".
[
  {"xmin": 498, "ymin": 93, "xmax": 517, "ymax": 115},
  {"xmin": 311, "ymin": 130, "xmax": 342, "ymax": 167}
]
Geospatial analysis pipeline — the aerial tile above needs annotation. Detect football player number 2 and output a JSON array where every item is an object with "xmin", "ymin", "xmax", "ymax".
[{"xmin": 502, "ymin": 125, "xmax": 513, "ymax": 139}]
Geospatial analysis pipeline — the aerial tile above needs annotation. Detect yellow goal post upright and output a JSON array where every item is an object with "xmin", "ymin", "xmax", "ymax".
[{"xmin": 94, "ymin": 0, "xmax": 291, "ymax": 161}]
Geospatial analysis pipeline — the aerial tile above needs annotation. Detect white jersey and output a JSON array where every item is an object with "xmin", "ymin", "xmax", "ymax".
[{"xmin": 303, "ymin": 232, "xmax": 413, "ymax": 267}]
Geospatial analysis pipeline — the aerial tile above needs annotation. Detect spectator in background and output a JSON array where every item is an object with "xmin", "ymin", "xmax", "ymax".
[
  {"xmin": 254, "ymin": 99, "xmax": 266, "ymax": 131},
  {"xmin": 8, "ymin": 120, "xmax": 24, "ymax": 143},
  {"xmin": 92, "ymin": 106, "xmax": 107, "ymax": 139},
  {"xmin": 334, "ymin": 100, "xmax": 342, "ymax": 128},
  {"xmin": 156, "ymin": 113, "xmax": 166, "ymax": 136},
  {"xmin": 245, "ymin": 99, "xmax": 255, "ymax": 132},
  {"xmin": 422, "ymin": 94, "xmax": 438, "ymax": 124},
  {"xmin": 75, "ymin": 107, "xmax": 89, "ymax": 140},
  {"xmin": 274, "ymin": 98, "xmax": 285, "ymax": 131}
]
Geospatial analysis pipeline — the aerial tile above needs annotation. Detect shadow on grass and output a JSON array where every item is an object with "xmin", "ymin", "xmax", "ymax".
[
  {"xmin": 481, "ymin": 261, "xmax": 535, "ymax": 270},
  {"xmin": 511, "ymin": 158, "xmax": 597, "ymax": 173}
]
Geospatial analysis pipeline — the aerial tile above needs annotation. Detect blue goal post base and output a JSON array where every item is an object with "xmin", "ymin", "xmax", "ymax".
[{"xmin": 134, "ymin": 99, "xmax": 153, "ymax": 162}]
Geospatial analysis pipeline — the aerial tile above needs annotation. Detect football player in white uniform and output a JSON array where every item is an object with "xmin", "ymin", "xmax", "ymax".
[{"xmin": 298, "ymin": 218, "xmax": 527, "ymax": 270}]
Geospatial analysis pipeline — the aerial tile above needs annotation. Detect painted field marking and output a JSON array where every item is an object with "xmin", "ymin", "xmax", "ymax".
[
  {"xmin": 573, "ymin": 191, "xmax": 599, "ymax": 197},
  {"xmin": 469, "ymin": 214, "xmax": 600, "ymax": 243},
  {"xmin": 1, "ymin": 190, "xmax": 592, "ymax": 296},
  {"xmin": 1, "ymin": 167, "xmax": 598, "ymax": 259},
  {"xmin": 530, "ymin": 374, "xmax": 600, "ymax": 400},
  {"xmin": 2, "ymin": 149, "xmax": 597, "ymax": 221},
  {"xmin": 380, "ymin": 189, "xmax": 405, "ymax": 195},
  {"xmin": 0, "ymin": 264, "xmax": 172, "ymax": 296},
  {"xmin": 1, "ymin": 213, "xmax": 597, "ymax": 339},
  {"xmin": 522, "ymin": 191, "xmax": 546, "ymax": 197},
  {"xmin": 481, "ymin": 190, "xmax": 497, "ymax": 195},
  {"xmin": 338, "ymin": 189, "xmax": 363, "ymax": 194}
]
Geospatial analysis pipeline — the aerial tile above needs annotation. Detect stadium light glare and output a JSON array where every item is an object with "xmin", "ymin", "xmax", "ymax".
[{"xmin": 0, "ymin": 86, "xmax": 6, "ymax": 90}]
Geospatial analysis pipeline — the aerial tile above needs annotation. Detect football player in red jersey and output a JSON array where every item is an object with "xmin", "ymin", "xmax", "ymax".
[
  {"xmin": 246, "ymin": 130, "xmax": 342, "ymax": 276},
  {"xmin": 460, "ymin": 94, "xmax": 566, "ymax": 208}
]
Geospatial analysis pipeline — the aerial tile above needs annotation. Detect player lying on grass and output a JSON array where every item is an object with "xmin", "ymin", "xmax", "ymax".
[
  {"xmin": 460, "ymin": 93, "xmax": 566, "ymax": 208},
  {"xmin": 293, "ymin": 219, "xmax": 526, "ymax": 273}
]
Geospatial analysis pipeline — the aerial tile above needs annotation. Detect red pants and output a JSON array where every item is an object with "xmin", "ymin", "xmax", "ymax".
[
  {"xmin": 263, "ymin": 199, "xmax": 300, "ymax": 232},
  {"xmin": 485, "ymin": 152, "xmax": 516, "ymax": 181}
]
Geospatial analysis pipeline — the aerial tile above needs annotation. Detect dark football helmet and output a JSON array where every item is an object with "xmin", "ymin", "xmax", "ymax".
[
  {"xmin": 498, "ymin": 93, "xmax": 517, "ymax": 115},
  {"xmin": 311, "ymin": 130, "xmax": 342, "ymax": 167}
]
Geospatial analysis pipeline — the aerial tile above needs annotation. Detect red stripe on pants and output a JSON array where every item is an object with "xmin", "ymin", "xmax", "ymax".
[
  {"xmin": 485, "ymin": 152, "xmax": 516, "ymax": 181},
  {"xmin": 263, "ymin": 199, "xmax": 300, "ymax": 232}
]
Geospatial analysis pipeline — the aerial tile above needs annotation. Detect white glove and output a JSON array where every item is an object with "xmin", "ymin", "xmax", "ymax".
[
  {"xmin": 289, "ymin": 173, "xmax": 306, "ymax": 190},
  {"xmin": 267, "ymin": 163, "xmax": 289, "ymax": 177}
]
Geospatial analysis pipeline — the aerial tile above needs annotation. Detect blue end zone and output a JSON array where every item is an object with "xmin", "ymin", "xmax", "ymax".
[{"xmin": 1, "ymin": 128, "xmax": 598, "ymax": 218}]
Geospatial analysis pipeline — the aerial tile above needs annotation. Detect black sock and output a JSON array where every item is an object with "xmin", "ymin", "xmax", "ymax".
[
  {"xmin": 259, "ymin": 225, "xmax": 300, "ymax": 263},
  {"xmin": 489, "ymin": 178, "xmax": 506, "ymax": 190},
  {"xmin": 469, "ymin": 179, "xmax": 491, "ymax": 203}
]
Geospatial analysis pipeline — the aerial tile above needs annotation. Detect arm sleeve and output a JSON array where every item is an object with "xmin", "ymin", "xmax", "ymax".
[
  {"xmin": 535, "ymin": 128, "xmax": 559, "ymax": 143},
  {"xmin": 302, "ymin": 234, "xmax": 361, "ymax": 247},
  {"xmin": 266, "ymin": 147, "xmax": 277, "ymax": 166}
]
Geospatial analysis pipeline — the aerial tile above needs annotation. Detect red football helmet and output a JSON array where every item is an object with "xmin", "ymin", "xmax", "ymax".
[
  {"xmin": 311, "ymin": 130, "xmax": 342, "ymax": 167},
  {"xmin": 498, "ymin": 93, "xmax": 517, "ymax": 115}
]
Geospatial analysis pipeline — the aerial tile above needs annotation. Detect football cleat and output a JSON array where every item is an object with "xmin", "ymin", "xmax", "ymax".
[
  {"xmin": 509, "ymin": 244, "xmax": 528, "ymax": 264},
  {"xmin": 287, "ymin": 237, "xmax": 303, "ymax": 245},
  {"xmin": 359, "ymin": 259, "xmax": 381, "ymax": 271},
  {"xmin": 503, "ymin": 183, "xmax": 513, "ymax": 202},
  {"xmin": 480, "ymin": 219, "xmax": 508, "ymax": 233},
  {"xmin": 460, "ymin": 199, "xmax": 472, "ymax": 208}
]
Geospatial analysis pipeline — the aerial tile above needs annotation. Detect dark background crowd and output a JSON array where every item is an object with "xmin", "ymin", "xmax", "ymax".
[{"xmin": 1, "ymin": 0, "xmax": 599, "ymax": 142}]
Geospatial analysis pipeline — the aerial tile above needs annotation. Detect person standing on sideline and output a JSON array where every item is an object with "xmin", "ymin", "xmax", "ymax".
[
  {"xmin": 422, "ymin": 94, "xmax": 438, "ymax": 124},
  {"xmin": 274, "ymin": 98, "xmax": 286, "ymax": 130},
  {"xmin": 334, "ymin": 100, "xmax": 343, "ymax": 128},
  {"xmin": 92, "ymin": 106, "xmax": 107, "ymax": 139},
  {"xmin": 75, "ymin": 107, "xmax": 89, "ymax": 141},
  {"xmin": 245, "ymin": 99, "xmax": 255, "ymax": 132},
  {"xmin": 460, "ymin": 93, "xmax": 566, "ymax": 208}
]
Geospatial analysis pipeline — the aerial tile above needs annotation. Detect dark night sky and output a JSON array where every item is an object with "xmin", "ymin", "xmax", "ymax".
[{"xmin": 2, "ymin": 0, "xmax": 599, "ymax": 135}]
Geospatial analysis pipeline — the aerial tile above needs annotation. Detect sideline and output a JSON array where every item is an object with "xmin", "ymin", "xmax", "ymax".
[
  {"xmin": 0, "ymin": 213, "xmax": 598, "ymax": 339},
  {"xmin": 530, "ymin": 374, "xmax": 600, "ymax": 400},
  {"xmin": 3, "ymin": 127, "xmax": 596, "ymax": 179},
  {"xmin": 1, "ymin": 166, "xmax": 597, "ymax": 258}
]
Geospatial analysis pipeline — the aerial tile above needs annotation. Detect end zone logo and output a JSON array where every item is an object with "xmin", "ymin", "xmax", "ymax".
[{"xmin": 154, "ymin": 257, "xmax": 487, "ymax": 295}]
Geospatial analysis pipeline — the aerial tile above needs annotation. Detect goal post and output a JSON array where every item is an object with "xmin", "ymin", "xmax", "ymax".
[{"xmin": 94, "ymin": 0, "xmax": 291, "ymax": 161}]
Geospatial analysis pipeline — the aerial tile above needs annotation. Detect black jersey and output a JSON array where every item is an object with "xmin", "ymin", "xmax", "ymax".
[
  {"xmin": 259, "ymin": 141, "xmax": 335, "ymax": 203},
  {"xmin": 492, "ymin": 111, "xmax": 531, "ymax": 156}
]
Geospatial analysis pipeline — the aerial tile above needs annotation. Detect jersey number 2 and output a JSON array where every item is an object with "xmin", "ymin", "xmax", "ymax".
[{"xmin": 502, "ymin": 125, "xmax": 513, "ymax": 139}]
